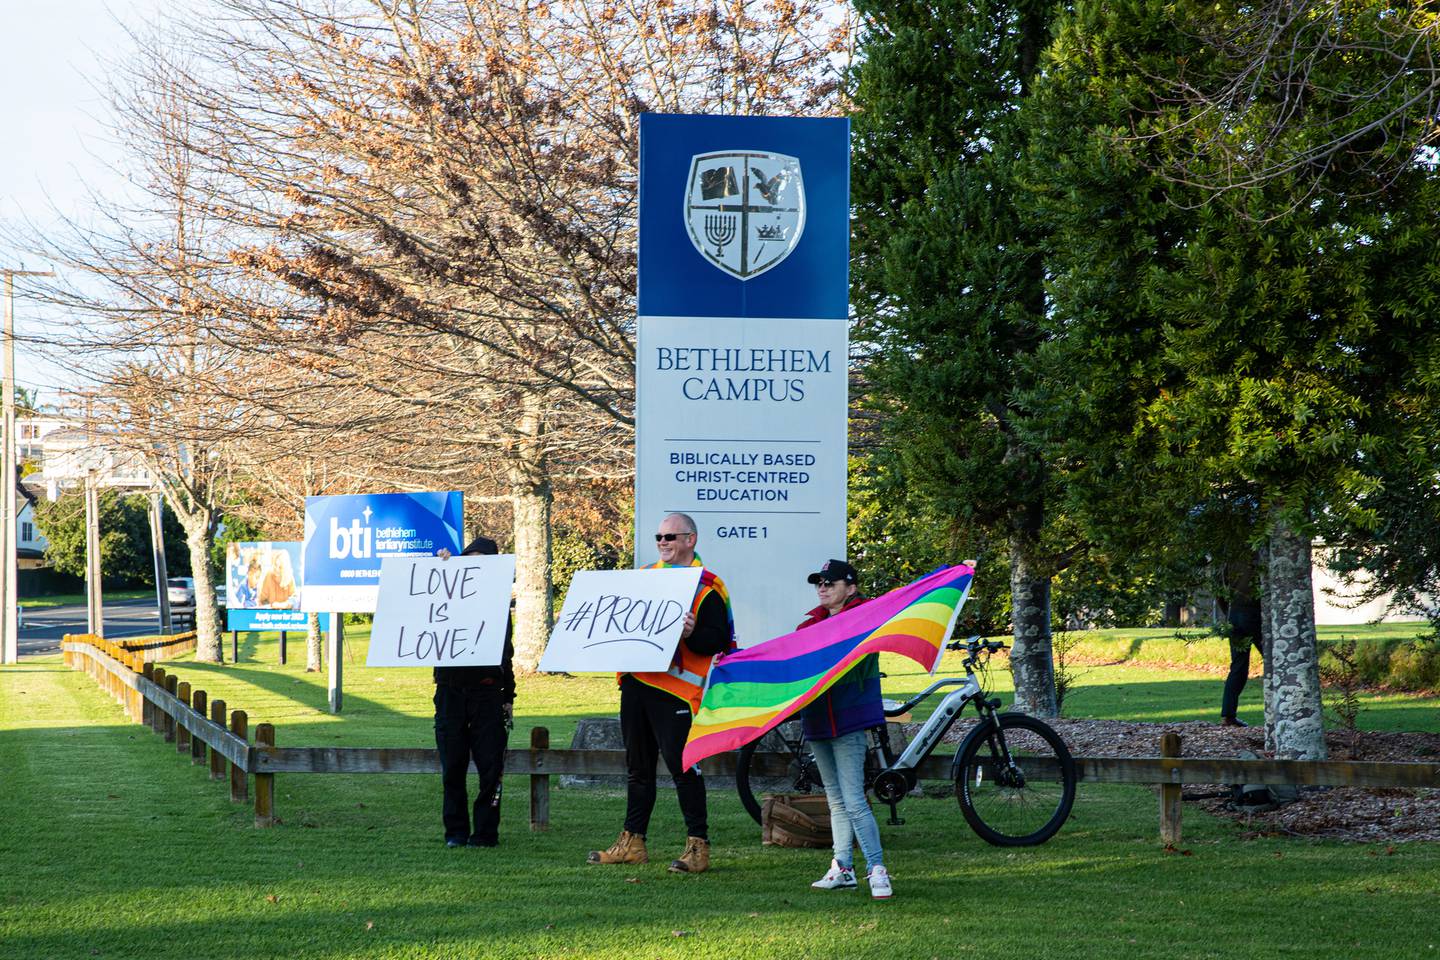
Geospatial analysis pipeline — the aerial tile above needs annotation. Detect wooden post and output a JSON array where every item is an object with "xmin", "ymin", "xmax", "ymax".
[
  {"xmin": 190, "ymin": 690, "xmax": 208, "ymax": 764},
  {"xmin": 254, "ymin": 723, "xmax": 275, "ymax": 827},
  {"xmin": 141, "ymin": 662, "xmax": 155, "ymax": 728},
  {"xmin": 530, "ymin": 726, "xmax": 550, "ymax": 832},
  {"xmin": 151, "ymin": 668, "xmax": 168, "ymax": 735},
  {"xmin": 163, "ymin": 674, "xmax": 179, "ymax": 743},
  {"xmin": 231, "ymin": 630, "xmax": 239, "ymax": 663},
  {"xmin": 176, "ymin": 682, "xmax": 191, "ymax": 753},
  {"xmin": 126, "ymin": 653, "xmax": 140, "ymax": 722},
  {"xmin": 210, "ymin": 699, "xmax": 227, "ymax": 781},
  {"xmin": 279, "ymin": 631, "xmax": 287, "ymax": 666},
  {"xmin": 230, "ymin": 709, "xmax": 249, "ymax": 803},
  {"xmin": 1159, "ymin": 732, "xmax": 1183, "ymax": 846}
]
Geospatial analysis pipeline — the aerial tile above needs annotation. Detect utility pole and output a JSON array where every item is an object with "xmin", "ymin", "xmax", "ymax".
[
  {"xmin": 85, "ymin": 473, "xmax": 104, "ymax": 637},
  {"xmin": 2, "ymin": 268, "xmax": 54, "ymax": 665},
  {"xmin": 149, "ymin": 491, "xmax": 172, "ymax": 634}
]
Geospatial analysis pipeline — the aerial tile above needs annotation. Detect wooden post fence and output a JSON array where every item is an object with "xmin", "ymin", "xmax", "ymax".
[
  {"xmin": 190, "ymin": 690, "xmax": 208, "ymax": 765},
  {"xmin": 230, "ymin": 710, "xmax": 249, "ymax": 803},
  {"xmin": 530, "ymin": 727, "xmax": 550, "ymax": 832},
  {"xmin": 176, "ymin": 681, "xmax": 191, "ymax": 754},
  {"xmin": 210, "ymin": 699, "xmax": 227, "ymax": 781},
  {"xmin": 56, "ymin": 636, "xmax": 1440, "ymax": 843},
  {"xmin": 254, "ymin": 723, "xmax": 275, "ymax": 828},
  {"xmin": 1160, "ymin": 732, "xmax": 1183, "ymax": 846}
]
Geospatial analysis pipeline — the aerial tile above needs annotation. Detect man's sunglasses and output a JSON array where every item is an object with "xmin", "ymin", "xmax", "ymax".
[
  {"xmin": 814, "ymin": 579, "xmax": 838, "ymax": 588},
  {"xmin": 654, "ymin": 532, "xmax": 692, "ymax": 542}
]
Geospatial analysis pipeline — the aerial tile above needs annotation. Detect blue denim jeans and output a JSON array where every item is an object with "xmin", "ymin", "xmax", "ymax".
[{"xmin": 808, "ymin": 729, "xmax": 884, "ymax": 872}]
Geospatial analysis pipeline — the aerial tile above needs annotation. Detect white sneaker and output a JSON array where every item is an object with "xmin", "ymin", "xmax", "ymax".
[
  {"xmin": 811, "ymin": 859, "xmax": 858, "ymax": 890},
  {"xmin": 867, "ymin": 865, "xmax": 893, "ymax": 899}
]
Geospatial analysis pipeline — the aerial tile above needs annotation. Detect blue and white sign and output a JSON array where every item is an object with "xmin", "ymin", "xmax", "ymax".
[
  {"xmin": 225, "ymin": 540, "xmax": 330, "ymax": 631},
  {"xmin": 228, "ymin": 608, "xmax": 332, "ymax": 632},
  {"xmin": 637, "ymin": 114, "xmax": 849, "ymax": 647},
  {"xmin": 639, "ymin": 114, "xmax": 849, "ymax": 320},
  {"xmin": 301, "ymin": 492, "xmax": 464, "ymax": 612}
]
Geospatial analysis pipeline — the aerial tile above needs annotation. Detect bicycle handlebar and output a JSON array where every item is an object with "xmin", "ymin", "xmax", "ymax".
[{"xmin": 945, "ymin": 635, "xmax": 1008, "ymax": 654}]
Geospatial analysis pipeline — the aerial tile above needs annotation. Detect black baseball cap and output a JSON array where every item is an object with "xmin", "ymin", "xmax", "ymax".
[
  {"xmin": 461, "ymin": 535, "xmax": 499, "ymax": 556},
  {"xmin": 806, "ymin": 559, "xmax": 858, "ymax": 585}
]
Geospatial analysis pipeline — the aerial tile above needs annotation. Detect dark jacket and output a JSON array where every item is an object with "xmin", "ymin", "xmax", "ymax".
[
  {"xmin": 797, "ymin": 596, "xmax": 884, "ymax": 740},
  {"xmin": 433, "ymin": 617, "xmax": 516, "ymax": 702}
]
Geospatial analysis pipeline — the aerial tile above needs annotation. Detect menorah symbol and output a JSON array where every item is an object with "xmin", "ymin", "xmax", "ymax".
[{"xmin": 704, "ymin": 213, "xmax": 737, "ymax": 258}]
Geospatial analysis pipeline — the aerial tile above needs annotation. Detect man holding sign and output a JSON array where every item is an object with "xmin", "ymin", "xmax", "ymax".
[
  {"xmin": 587, "ymin": 512, "xmax": 735, "ymax": 874},
  {"xmin": 432, "ymin": 535, "xmax": 515, "ymax": 849}
]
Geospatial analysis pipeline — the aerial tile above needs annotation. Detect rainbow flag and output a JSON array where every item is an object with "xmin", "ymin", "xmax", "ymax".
[{"xmin": 681, "ymin": 564, "xmax": 974, "ymax": 769}]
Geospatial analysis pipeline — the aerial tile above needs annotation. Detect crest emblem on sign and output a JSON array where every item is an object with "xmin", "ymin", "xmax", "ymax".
[{"xmin": 685, "ymin": 151, "xmax": 805, "ymax": 280}]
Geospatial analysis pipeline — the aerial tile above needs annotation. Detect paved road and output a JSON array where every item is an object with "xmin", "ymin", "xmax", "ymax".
[{"xmin": 19, "ymin": 599, "xmax": 173, "ymax": 658}]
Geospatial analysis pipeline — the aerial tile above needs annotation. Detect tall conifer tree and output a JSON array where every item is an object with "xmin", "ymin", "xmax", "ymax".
[
  {"xmin": 851, "ymin": 0, "xmax": 1067, "ymax": 715},
  {"xmin": 1027, "ymin": 0, "xmax": 1440, "ymax": 757}
]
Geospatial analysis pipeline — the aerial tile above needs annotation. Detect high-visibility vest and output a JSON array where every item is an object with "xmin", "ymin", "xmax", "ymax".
[{"xmin": 625, "ymin": 557, "xmax": 734, "ymax": 713}]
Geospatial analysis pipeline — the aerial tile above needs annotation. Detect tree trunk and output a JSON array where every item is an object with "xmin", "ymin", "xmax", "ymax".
[
  {"xmin": 1009, "ymin": 535, "xmax": 1058, "ymax": 717},
  {"xmin": 184, "ymin": 526, "xmax": 223, "ymax": 663},
  {"xmin": 1257, "ymin": 543, "xmax": 1276, "ymax": 753},
  {"xmin": 508, "ymin": 396, "xmax": 554, "ymax": 674},
  {"xmin": 1264, "ymin": 512, "xmax": 1327, "ymax": 760},
  {"xmin": 306, "ymin": 611, "xmax": 322, "ymax": 672}
]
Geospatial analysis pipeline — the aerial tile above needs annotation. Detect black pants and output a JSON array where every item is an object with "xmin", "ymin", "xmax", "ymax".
[
  {"xmin": 434, "ymin": 684, "xmax": 508, "ymax": 845},
  {"xmin": 1221, "ymin": 594, "xmax": 1264, "ymax": 719},
  {"xmin": 1221, "ymin": 634, "xmax": 1265, "ymax": 719},
  {"xmin": 620, "ymin": 675, "xmax": 707, "ymax": 840}
]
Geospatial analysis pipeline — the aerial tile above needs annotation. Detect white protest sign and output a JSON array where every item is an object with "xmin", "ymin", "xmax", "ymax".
[
  {"xmin": 366, "ymin": 554, "xmax": 516, "ymax": 667},
  {"xmin": 540, "ymin": 567, "xmax": 703, "ymax": 673}
]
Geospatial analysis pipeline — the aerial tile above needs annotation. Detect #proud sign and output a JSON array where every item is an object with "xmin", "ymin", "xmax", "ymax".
[{"xmin": 539, "ymin": 567, "xmax": 703, "ymax": 673}]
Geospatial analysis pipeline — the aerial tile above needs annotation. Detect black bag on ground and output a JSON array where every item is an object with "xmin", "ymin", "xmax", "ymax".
[{"xmin": 761, "ymin": 794, "xmax": 832, "ymax": 848}]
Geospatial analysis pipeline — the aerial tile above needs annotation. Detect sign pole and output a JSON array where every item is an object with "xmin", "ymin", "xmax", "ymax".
[
  {"xmin": 327, "ymin": 613, "xmax": 343, "ymax": 713},
  {"xmin": 1, "ymin": 269, "xmax": 52, "ymax": 664}
]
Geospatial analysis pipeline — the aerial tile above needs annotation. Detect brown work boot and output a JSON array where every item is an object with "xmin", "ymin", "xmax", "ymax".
[
  {"xmin": 668, "ymin": 836, "xmax": 710, "ymax": 874},
  {"xmin": 587, "ymin": 830, "xmax": 648, "ymax": 865}
]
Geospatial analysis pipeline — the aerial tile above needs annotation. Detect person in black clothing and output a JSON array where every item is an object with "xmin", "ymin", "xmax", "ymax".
[
  {"xmin": 588, "ymin": 511, "xmax": 735, "ymax": 874},
  {"xmin": 1220, "ymin": 590, "xmax": 1264, "ymax": 726},
  {"xmin": 434, "ymin": 535, "xmax": 515, "ymax": 847},
  {"xmin": 1218, "ymin": 552, "xmax": 1264, "ymax": 726}
]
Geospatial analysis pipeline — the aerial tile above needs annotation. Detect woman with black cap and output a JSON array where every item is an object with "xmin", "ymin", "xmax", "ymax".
[{"xmin": 797, "ymin": 559, "xmax": 892, "ymax": 899}]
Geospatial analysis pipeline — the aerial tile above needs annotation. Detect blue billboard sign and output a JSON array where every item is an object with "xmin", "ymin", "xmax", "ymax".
[
  {"xmin": 301, "ymin": 492, "xmax": 464, "ymax": 612},
  {"xmin": 638, "ymin": 113, "xmax": 850, "ymax": 320},
  {"xmin": 224, "ymin": 540, "xmax": 331, "ymax": 631}
]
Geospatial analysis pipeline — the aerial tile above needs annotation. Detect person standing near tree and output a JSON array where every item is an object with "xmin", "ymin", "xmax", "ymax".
[
  {"xmin": 433, "ymin": 535, "xmax": 515, "ymax": 848},
  {"xmin": 1219, "ymin": 554, "xmax": 1264, "ymax": 727},
  {"xmin": 588, "ymin": 512, "xmax": 735, "ymax": 874},
  {"xmin": 796, "ymin": 559, "xmax": 892, "ymax": 899}
]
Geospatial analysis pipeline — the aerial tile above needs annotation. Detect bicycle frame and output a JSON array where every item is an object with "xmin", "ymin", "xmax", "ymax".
[{"xmin": 882, "ymin": 675, "xmax": 982, "ymax": 773}]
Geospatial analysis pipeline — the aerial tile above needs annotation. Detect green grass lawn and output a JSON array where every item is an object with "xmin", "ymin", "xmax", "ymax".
[
  {"xmin": 20, "ymin": 588, "xmax": 154, "ymax": 609},
  {"xmin": 3, "ymin": 628, "xmax": 1438, "ymax": 960}
]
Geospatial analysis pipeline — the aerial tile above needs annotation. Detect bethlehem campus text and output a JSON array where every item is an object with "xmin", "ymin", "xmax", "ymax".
[{"xmin": 654, "ymin": 346, "xmax": 833, "ymax": 402}]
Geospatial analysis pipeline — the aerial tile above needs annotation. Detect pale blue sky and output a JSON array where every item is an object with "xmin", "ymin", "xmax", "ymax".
[{"xmin": 1, "ymin": 0, "xmax": 161, "ymax": 402}]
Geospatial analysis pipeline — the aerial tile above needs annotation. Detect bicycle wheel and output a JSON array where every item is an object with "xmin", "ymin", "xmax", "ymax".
[
  {"xmin": 736, "ymin": 722, "xmax": 823, "ymax": 824},
  {"xmin": 955, "ymin": 712, "xmax": 1076, "ymax": 846}
]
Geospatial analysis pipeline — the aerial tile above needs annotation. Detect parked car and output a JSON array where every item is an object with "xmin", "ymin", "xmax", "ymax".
[{"xmin": 167, "ymin": 577, "xmax": 195, "ymax": 607}]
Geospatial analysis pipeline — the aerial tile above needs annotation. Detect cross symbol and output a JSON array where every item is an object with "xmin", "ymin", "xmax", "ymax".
[{"xmin": 362, "ymin": 507, "xmax": 372, "ymax": 523}]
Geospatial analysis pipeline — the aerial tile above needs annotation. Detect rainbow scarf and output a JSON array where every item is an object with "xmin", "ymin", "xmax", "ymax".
[{"xmin": 681, "ymin": 564, "xmax": 974, "ymax": 769}]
